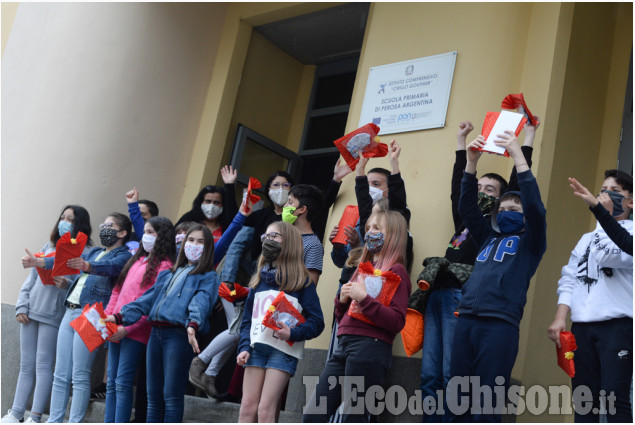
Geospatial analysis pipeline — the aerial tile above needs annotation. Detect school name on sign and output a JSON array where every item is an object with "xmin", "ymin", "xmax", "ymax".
[{"xmin": 359, "ymin": 52, "xmax": 456, "ymax": 135}]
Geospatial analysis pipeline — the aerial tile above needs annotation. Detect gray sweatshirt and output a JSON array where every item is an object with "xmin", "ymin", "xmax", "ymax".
[{"xmin": 15, "ymin": 242, "xmax": 91, "ymax": 328}]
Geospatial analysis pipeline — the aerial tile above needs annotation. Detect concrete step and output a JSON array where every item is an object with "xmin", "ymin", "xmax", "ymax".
[{"xmin": 40, "ymin": 395, "xmax": 303, "ymax": 423}]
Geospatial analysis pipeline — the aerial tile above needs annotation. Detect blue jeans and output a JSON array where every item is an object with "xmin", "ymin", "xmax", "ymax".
[
  {"xmin": 104, "ymin": 338, "xmax": 145, "ymax": 422},
  {"xmin": 420, "ymin": 288, "xmax": 461, "ymax": 422},
  {"xmin": 145, "ymin": 327, "xmax": 194, "ymax": 423},
  {"xmin": 47, "ymin": 308, "xmax": 99, "ymax": 423}
]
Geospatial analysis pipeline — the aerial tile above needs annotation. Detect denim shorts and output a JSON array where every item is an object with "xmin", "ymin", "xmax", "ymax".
[{"xmin": 245, "ymin": 343, "xmax": 298, "ymax": 376}]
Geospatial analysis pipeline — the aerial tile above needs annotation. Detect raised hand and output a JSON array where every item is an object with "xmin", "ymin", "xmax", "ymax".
[
  {"xmin": 568, "ymin": 178, "xmax": 599, "ymax": 207},
  {"xmin": 522, "ymin": 115, "xmax": 541, "ymax": 147},
  {"xmin": 333, "ymin": 159, "xmax": 353, "ymax": 183},
  {"xmin": 125, "ymin": 187, "xmax": 139, "ymax": 204},
  {"xmin": 457, "ymin": 121, "xmax": 474, "ymax": 139},
  {"xmin": 389, "ymin": 139, "xmax": 401, "ymax": 174},
  {"xmin": 21, "ymin": 249, "xmax": 43, "ymax": 269},
  {"xmin": 221, "ymin": 165, "xmax": 238, "ymax": 184}
]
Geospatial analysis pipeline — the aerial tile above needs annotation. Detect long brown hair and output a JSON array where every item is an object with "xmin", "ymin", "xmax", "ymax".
[
  {"xmin": 172, "ymin": 224, "xmax": 215, "ymax": 275},
  {"xmin": 345, "ymin": 210, "xmax": 407, "ymax": 272},
  {"xmin": 249, "ymin": 221, "xmax": 309, "ymax": 292}
]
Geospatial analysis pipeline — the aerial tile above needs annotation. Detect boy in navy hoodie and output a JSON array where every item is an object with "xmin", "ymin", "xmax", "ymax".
[{"xmin": 447, "ymin": 130, "xmax": 547, "ymax": 422}]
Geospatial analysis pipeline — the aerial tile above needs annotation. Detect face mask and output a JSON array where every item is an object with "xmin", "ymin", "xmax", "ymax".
[
  {"xmin": 184, "ymin": 242, "xmax": 204, "ymax": 263},
  {"xmin": 369, "ymin": 186, "xmax": 384, "ymax": 204},
  {"xmin": 496, "ymin": 211, "xmax": 525, "ymax": 234},
  {"xmin": 175, "ymin": 233, "xmax": 186, "ymax": 244},
  {"xmin": 269, "ymin": 188, "xmax": 289, "ymax": 207},
  {"xmin": 477, "ymin": 192, "xmax": 497, "ymax": 215},
  {"xmin": 58, "ymin": 221, "xmax": 72, "ymax": 237},
  {"xmin": 201, "ymin": 203, "xmax": 223, "ymax": 220},
  {"xmin": 142, "ymin": 234, "xmax": 156, "ymax": 253},
  {"xmin": 262, "ymin": 239, "xmax": 282, "ymax": 263},
  {"xmin": 601, "ymin": 190, "xmax": 625, "ymax": 217},
  {"xmin": 282, "ymin": 206, "xmax": 298, "ymax": 224},
  {"xmin": 364, "ymin": 231, "xmax": 385, "ymax": 253},
  {"xmin": 100, "ymin": 228, "xmax": 120, "ymax": 247}
]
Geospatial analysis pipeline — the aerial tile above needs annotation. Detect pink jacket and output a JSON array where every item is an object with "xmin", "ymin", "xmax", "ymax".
[{"xmin": 105, "ymin": 257, "xmax": 173, "ymax": 345}]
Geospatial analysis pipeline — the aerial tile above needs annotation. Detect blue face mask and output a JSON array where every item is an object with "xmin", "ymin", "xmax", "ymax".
[
  {"xmin": 58, "ymin": 221, "xmax": 72, "ymax": 237},
  {"xmin": 496, "ymin": 211, "xmax": 524, "ymax": 234},
  {"xmin": 600, "ymin": 190, "xmax": 625, "ymax": 217}
]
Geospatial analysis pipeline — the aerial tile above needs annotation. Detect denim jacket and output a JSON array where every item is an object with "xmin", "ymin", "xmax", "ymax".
[
  {"xmin": 220, "ymin": 226, "xmax": 257, "ymax": 284},
  {"xmin": 118, "ymin": 267, "xmax": 220, "ymax": 334},
  {"xmin": 45, "ymin": 245, "xmax": 131, "ymax": 308}
]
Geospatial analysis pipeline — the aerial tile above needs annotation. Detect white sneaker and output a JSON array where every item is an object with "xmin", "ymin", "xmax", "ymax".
[
  {"xmin": 0, "ymin": 410, "xmax": 22, "ymax": 423},
  {"xmin": 24, "ymin": 418, "xmax": 39, "ymax": 423}
]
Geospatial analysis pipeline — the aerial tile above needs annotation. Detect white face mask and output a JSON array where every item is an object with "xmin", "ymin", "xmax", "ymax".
[
  {"xmin": 369, "ymin": 186, "xmax": 384, "ymax": 204},
  {"xmin": 141, "ymin": 234, "xmax": 156, "ymax": 252},
  {"xmin": 201, "ymin": 203, "xmax": 223, "ymax": 219},
  {"xmin": 269, "ymin": 188, "xmax": 289, "ymax": 207}
]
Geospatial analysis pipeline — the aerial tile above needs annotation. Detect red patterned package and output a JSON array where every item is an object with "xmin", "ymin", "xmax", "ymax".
[
  {"xmin": 262, "ymin": 291, "xmax": 305, "ymax": 347},
  {"xmin": 477, "ymin": 111, "xmax": 527, "ymax": 157},
  {"xmin": 244, "ymin": 177, "xmax": 262, "ymax": 213},
  {"xmin": 52, "ymin": 231, "xmax": 88, "ymax": 277},
  {"xmin": 69, "ymin": 302, "xmax": 119, "ymax": 352},
  {"xmin": 332, "ymin": 205, "xmax": 360, "ymax": 245},
  {"xmin": 501, "ymin": 93, "xmax": 538, "ymax": 126},
  {"xmin": 556, "ymin": 331, "xmax": 577, "ymax": 378},
  {"xmin": 218, "ymin": 282, "xmax": 249, "ymax": 303},
  {"xmin": 347, "ymin": 262, "xmax": 401, "ymax": 325},
  {"xmin": 333, "ymin": 124, "xmax": 388, "ymax": 171},
  {"xmin": 34, "ymin": 251, "xmax": 56, "ymax": 285}
]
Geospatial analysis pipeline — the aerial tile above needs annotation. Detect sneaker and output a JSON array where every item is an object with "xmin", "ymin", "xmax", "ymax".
[
  {"xmin": 24, "ymin": 418, "xmax": 39, "ymax": 423},
  {"xmin": 90, "ymin": 382, "xmax": 107, "ymax": 399},
  {"xmin": 188, "ymin": 357, "xmax": 207, "ymax": 392},
  {"xmin": 202, "ymin": 375, "xmax": 217, "ymax": 399},
  {"xmin": 0, "ymin": 410, "xmax": 23, "ymax": 423}
]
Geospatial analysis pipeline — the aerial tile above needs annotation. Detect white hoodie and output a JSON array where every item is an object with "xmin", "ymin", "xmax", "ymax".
[{"xmin": 557, "ymin": 219, "xmax": 633, "ymax": 323}]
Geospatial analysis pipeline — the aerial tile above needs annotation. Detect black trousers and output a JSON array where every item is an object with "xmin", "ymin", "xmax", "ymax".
[
  {"xmin": 571, "ymin": 318, "xmax": 633, "ymax": 423},
  {"xmin": 302, "ymin": 335, "xmax": 393, "ymax": 423}
]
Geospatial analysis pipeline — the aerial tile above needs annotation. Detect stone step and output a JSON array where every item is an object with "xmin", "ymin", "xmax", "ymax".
[{"xmin": 33, "ymin": 395, "xmax": 302, "ymax": 423}]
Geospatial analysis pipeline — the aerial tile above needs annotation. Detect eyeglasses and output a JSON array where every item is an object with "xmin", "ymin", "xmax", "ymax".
[
  {"xmin": 270, "ymin": 182, "xmax": 291, "ymax": 190},
  {"xmin": 260, "ymin": 232, "xmax": 282, "ymax": 242},
  {"xmin": 99, "ymin": 223, "xmax": 120, "ymax": 231}
]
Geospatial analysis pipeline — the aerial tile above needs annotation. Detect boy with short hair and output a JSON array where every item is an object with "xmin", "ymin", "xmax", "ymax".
[
  {"xmin": 447, "ymin": 130, "xmax": 547, "ymax": 422},
  {"xmin": 284, "ymin": 184, "xmax": 325, "ymax": 285},
  {"xmin": 548, "ymin": 169, "xmax": 633, "ymax": 422}
]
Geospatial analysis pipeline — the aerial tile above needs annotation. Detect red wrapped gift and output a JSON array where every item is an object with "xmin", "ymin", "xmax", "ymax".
[
  {"xmin": 34, "ymin": 251, "xmax": 56, "ymax": 285},
  {"xmin": 477, "ymin": 111, "xmax": 527, "ymax": 157},
  {"xmin": 333, "ymin": 123, "xmax": 388, "ymax": 171},
  {"xmin": 501, "ymin": 93, "xmax": 538, "ymax": 126},
  {"xmin": 244, "ymin": 177, "xmax": 262, "ymax": 213},
  {"xmin": 262, "ymin": 291, "xmax": 305, "ymax": 347},
  {"xmin": 348, "ymin": 262, "xmax": 401, "ymax": 325},
  {"xmin": 557, "ymin": 331, "xmax": 577, "ymax": 378},
  {"xmin": 69, "ymin": 302, "xmax": 119, "ymax": 352},
  {"xmin": 218, "ymin": 282, "xmax": 249, "ymax": 303},
  {"xmin": 332, "ymin": 205, "xmax": 360, "ymax": 245},
  {"xmin": 52, "ymin": 231, "xmax": 88, "ymax": 277}
]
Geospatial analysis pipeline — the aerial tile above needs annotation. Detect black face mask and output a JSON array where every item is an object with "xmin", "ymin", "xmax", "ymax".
[
  {"xmin": 601, "ymin": 190, "xmax": 625, "ymax": 217},
  {"xmin": 262, "ymin": 239, "xmax": 282, "ymax": 263},
  {"xmin": 100, "ymin": 228, "xmax": 120, "ymax": 247}
]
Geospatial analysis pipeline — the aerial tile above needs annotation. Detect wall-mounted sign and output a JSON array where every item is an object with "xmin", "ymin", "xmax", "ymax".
[{"xmin": 358, "ymin": 51, "xmax": 457, "ymax": 135}]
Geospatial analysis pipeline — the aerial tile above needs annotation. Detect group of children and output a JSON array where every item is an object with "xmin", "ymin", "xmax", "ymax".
[{"xmin": 5, "ymin": 116, "xmax": 633, "ymax": 423}]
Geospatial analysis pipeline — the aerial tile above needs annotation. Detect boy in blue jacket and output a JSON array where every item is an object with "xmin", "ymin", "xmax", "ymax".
[{"xmin": 448, "ymin": 130, "xmax": 547, "ymax": 422}]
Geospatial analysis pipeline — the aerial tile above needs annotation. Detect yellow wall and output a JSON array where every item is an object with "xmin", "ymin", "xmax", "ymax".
[{"xmin": 1, "ymin": 2, "xmax": 19, "ymax": 56}]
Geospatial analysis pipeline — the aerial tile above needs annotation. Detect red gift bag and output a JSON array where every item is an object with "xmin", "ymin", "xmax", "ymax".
[
  {"xmin": 348, "ymin": 262, "xmax": 401, "ymax": 325},
  {"xmin": 69, "ymin": 302, "xmax": 119, "ymax": 352},
  {"xmin": 218, "ymin": 282, "xmax": 249, "ymax": 303},
  {"xmin": 556, "ymin": 331, "xmax": 577, "ymax": 378},
  {"xmin": 35, "ymin": 251, "xmax": 56, "ymax": 285},
  {"xmin": 332, "ymin": 205, "xmax": 360, "ymax": 245},
  {"xmin": 478, "ymin": 111, "xmax": 528, "ymax": 157},
  {"xmin": 52, "ymin": 232, "xmax": 88, "ymax": 277},
  {"xmin": 262, "ymin": 291, "xmax": 305, "ymax": 347},
  {"xmin": 244, "ymin": 177, "xmax": 262, "ymax": 213},
  {"xmin": 501, "ymin": 93, "xmax": 538, "ymax": 126},
  {"xmin": 333, "ymin": 124, "xmax": 388, "ymax": 171}
]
